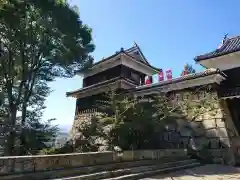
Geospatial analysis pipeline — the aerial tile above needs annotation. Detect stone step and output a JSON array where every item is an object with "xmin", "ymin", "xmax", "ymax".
[
  {"xmin": 0, "ymin": 157, "xmax": 188, "ymax": 180},
  {"xmin": 53, "ymin": 159, "xmax": 199, "ymax": 180},
  {"xmin": 53, "ymin": 165, "xmax": 158, "ymax": 180},
  {"xmin": 103, "ymin": 162, "xmax": 201, "ymax": 180}
]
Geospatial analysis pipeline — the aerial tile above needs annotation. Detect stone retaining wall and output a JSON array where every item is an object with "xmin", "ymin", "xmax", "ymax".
[
  {"xmin": 119, "ymin": 149, "xmax": 187, "ymax": 161},
  {"xmin": 168, "ymin": 90, "xmax": 236, "ymax": 165},
  {"xmin": 70, "ymin": 111, "xmax": 102, "ymax": 141},
  {"xmin": 0, "ymin": 149, "xmax": 187, "ymax": 175}
]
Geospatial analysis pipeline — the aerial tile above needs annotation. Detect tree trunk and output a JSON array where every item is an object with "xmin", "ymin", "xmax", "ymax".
[
  {"xmin": 19, "ymin": 99, "xmax": 27, "ymax": 155},
  {"xmin": 4, "ymin": 105, "xmax": 17, "ymax": 156}
]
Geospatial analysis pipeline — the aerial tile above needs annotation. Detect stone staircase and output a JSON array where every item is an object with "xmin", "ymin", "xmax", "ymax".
[{"xmin": 49, "ymin": 158, "xmax": 200, "ymax": 180}]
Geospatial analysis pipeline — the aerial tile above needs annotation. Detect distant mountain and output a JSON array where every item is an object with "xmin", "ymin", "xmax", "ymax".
[
  {"xmin": 58, "ymin": 124, "xmax": 72, "ymax": 133},
  {"xmin": 55, "ymin": 131, "xmax": 69, "ymax": 148},
  {"xmin": 57, "ymin": 131, "xmax": 69, "ymax": 137}
]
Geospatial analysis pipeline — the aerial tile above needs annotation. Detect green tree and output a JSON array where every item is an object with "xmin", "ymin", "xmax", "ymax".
[
  {"xmin": 16, "ymin": 91, "xmax": 59, "ymax": 155},
  {"xmin": 0, "ymin": 0, "xmax": 94, "ymax": 155},
  {"xmin": 17, "ymin": 117, "xmax": 59, "ymax": 155},
  {"xmin": 98, "ymin": 90, "xmax": 136, "ymax": 151},
  {"xmin": 117, "ymin": 96, "xmax": 158, "ymax": 150},
  {"xmin": 73, "ymin": 91, "xmax": 175, "ymax": 151},
  {"xmin": 70, "ymin": 90, "xmax": 137, "ymax": 152},
  {"xmin": 84, "ymin": 91, "xmax": 172, "ymax": 151},
  {"xmin": 70, "ymin": 86, "xmax": 223, "ymax": 154},
  {"xmin": 121, "ymin": 93, "xmax": 180, "ymax": 150},
  {"xmin": 181, "ymin": 63, "xmax": 196, "ymax": 76},
  {"xmin": 0, "ymin": 92, "xmax": 3, "ymax": 106},
  {"xmin": 17, "ymin": 74, "xmax": 60, "ymax": 155}
]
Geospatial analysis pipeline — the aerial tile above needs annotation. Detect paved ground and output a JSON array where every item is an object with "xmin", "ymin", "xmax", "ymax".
[{"xmin": 141, "ymin": 164, "xmax": 240, "ymax": 179}]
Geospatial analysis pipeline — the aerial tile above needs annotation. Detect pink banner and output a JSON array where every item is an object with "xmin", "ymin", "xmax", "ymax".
[
  {"xmin": 158, "ymin": 69, "xmax": 164, "ymax": 82},
  {"xmin": 166, "ymin": 69, "xmax": 172, "ymax": 80}
]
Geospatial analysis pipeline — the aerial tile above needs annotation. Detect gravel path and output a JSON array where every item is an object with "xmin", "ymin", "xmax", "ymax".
[{"xmin": 141, "ymin": 164, "xmax": 240, "ymax": 179}]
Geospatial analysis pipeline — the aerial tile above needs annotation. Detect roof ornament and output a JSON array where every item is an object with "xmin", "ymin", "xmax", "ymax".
[
  {"xmin": 222, "ymin": 33, "xmax": 228, "ymax": 44},
  {"xmin": 133, "ymin": 41, "xmax": 138, "ymax": 47},
  {"xmin": 217, "ymin": 33, "xmax": 228, "ymax": 49},
  {"xmin": 120, "ymin": 47, "xmax": 124, "ymax": 52}
]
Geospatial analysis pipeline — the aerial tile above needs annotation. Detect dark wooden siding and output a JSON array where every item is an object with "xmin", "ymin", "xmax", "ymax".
[
  {"xmin": 76, "ymin": 94, "xmax": 106, "ymax": 112},
  {"xmin": 83, "ymin": 65, "xmax": 147, "ymax": 87},
  {"xmin": 120, "ymin": 66, "xmax": 145, "ymax": 86},
  {"xmin": 83, "ymin": 66, "xmax": 122, "ymax": 87}
]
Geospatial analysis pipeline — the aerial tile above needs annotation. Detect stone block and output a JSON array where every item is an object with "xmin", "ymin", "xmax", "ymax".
[
  {"xmin": 219, "ymin": 137, "xmax": 231, "ymax": 147},
  {"xmin": 195, "ymin": 137, "xmax": 208, "ymax": 147},
  {"xmin": 121, "ymin": 149, "xmax": 187, "ymax": 161},
  {"xmin": 209, "ymin": 138, "xmax": 219, "ymax": 149},
  {"xmin": 216, "ymin": 118, "xmax": 225, "ymax": 128},
  {"xmin": 180, "ymin": 137, "xmax": 190, "ymax": 146},
  {"xmin": 121, "ymin": 151, "xmax": 133, "ymax": 161},
  {"xmin": 206, "ymin": 128, "xmax": 218, "ymax": 138},
  {"xmin": 216, "ymin": 128, "xmax": 229, "ymax": 138},
  {"xmin": 179, "ymin": 127, "xmax": 192, "ymax": 137},
  {"xmin": 212, "ymin": 157, "xmax": 225, "ymax": 164},
  {"xmin": 202, "ymin": 119, "xmax": 216, "ymax": 129},
  {"xmin": 0, "ymin": 159, "xmax": 13, "ymax": 174},
  {"xmin": 215, "ymin": 109, "xmax": 224, "ymax": 119},
  {"xmin": 202, "ymin": 112, "xmax": 211, "ymax": 120}
]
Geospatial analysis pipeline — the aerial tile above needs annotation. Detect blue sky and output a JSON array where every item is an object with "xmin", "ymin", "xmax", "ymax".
[{"xmin": 43, "ymin": 0, "xmax": 240, "ymax": 131}]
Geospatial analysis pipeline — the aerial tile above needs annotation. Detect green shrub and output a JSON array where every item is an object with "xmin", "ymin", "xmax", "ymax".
[{"xmin": 39, "ymin": 147, "xmax": 59, "ymax": 155}]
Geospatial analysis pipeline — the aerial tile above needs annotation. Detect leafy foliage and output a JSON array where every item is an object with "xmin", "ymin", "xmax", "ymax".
[
  {"xmin": 0, "ymin": 0, "xmax": 94, "ymax": 155},
  {"xmin": 17, "ymin": 117, "xmax": 59, "ymax": 155},
  {"xmin": 70, "ymin": 86, "xmax": 220, "ymax": 154},
  {"xmin": 177, "ymin": 86, "xmax": 219, "ymax": 122},
  {"xmin": 71, "ymin": 91, "xmax": 180, "ymax": 152},
  {"xmin": 74, "ymin": 115, "xmax": 106, "ymax": 152},
  {"xmin": 38, "ymin": 147, "xmax": 59, "ymax": 155},
  {"xmin": 39, "ymin": 141, "xmax": 74, "ymax": 155}
]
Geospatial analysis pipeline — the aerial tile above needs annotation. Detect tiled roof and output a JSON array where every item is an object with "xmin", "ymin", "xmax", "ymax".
[
  {"xmin": 68, "ymin": 68, "xmax": 226, "ymax": 98},
  {"xmin": 195, "ymin": 36, "xmax": 240, "ymax": 61},
  {"xmin": 134, "ymin": 68, "xmax": 225, "ymax": 92},
  {"xmin": 125, "ymin": 42, "xmax": 150, "ymax": 65},
  {"xmin": 66, "ymin": 77, "xmax": 137, "ymax": 97},
  {"xmin": 81, "ymin": 43, "xmax": 158, "ymax": 71}
]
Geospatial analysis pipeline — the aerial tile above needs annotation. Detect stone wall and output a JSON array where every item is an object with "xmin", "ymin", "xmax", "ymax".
[
  {"xmin": 69, "ymin": 109, "xmax": 101, "ymax": 141},
  {"xmin": 0, "ymin": 149, "xmax": 186, "ymax": 175},
  {"xmin": 69, "ymin": 88, "xmax": 238, "ymax": 165},
  {"xmin": 168, "ymin": 89, "xmax": 236, "ymax": 165},
  {"xmin": 119, "ymin": 149, "xmax": 187, "ymax": 161}
]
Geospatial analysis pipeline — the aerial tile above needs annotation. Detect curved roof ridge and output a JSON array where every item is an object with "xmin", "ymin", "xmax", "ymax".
[
  {"xmin": 227, "ymin": 35, "xmax": 240, "ymax": 40},
  {"xmin": 195, "ymin": 35, "xmax": 240, "ymax": 61}
]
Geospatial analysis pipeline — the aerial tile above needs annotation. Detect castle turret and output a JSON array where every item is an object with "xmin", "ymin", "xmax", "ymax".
[{"xmin": 66, "ymin": 43, "xmax": 159, "ymax": 141}]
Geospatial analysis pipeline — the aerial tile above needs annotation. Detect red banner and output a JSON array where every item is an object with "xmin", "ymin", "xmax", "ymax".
[
  {"xmin": 158, "ymin": 69, "xmax": 164, "ymax": 82},
  {"xmin": 145, "ymin": 76, "xmax": 152, "ymax": 85},
  {"xmin": 182, "ymin": 70, "xmax": 187, "ymax": 76},
  {"xmin": 166, "ymin": 69, "xmax": 172, "ymax": 80}
]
